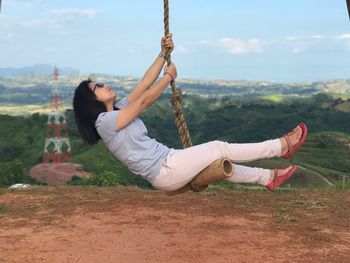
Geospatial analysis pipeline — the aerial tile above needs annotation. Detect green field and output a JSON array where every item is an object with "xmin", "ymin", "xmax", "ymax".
[{"xmin": 1, "ymin": 93, "xmax": 349, "ymax": 189}]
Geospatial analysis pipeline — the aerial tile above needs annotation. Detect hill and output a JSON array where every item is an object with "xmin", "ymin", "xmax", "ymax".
[
  {"xmin": 0, "ymin": 94, "xmax": 349, "ymax": 189},
  {"xmin": 0, "ymin": 64, "xmax": 79, "ymax": 77},
  {"xmin": 0, "ymin": 71, "xmax": 349, "ymax": 106}
]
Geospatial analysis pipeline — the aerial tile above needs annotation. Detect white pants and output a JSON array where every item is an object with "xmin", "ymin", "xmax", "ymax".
[{"xmin": 150, "ymin": 139, "xmax": 281, "ymax": 192}]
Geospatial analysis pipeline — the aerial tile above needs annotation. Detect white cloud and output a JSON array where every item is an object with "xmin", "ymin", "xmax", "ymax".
[
  {"xmin": 196, "ymin": 33, "xmax": 350, "ymax": 55},
  {"xmin": 284, "ymin": 35, "xmax": 323, "ymax": 53},
  {"xmin": 200, "ymin": 37, "xmax": 264, "ymax": 54},
  {"xmin": 286, "ymin": 40, "xmax": 309, "ymax": 54},
  {"xmin": 21, "ymin": 19, "xmax": 60, "ymax": 28},
  {"xmin": 174, "ymin": 44, "xmax": 188, "ymax": 54},
  {"xmin": 0, "ymin": 9, "xmax": 99, "ymax": 30},
  {"xmin": 5, "ymin": 0, "xmax": 43, "ymax": 7},
  {"xmin": 334, "ymin": 34, "xmax": 350, "ymax": 40},
  {"xmin": 51, "ymin": 9, "xmax": 100, "ymax": 19},
  {"xmin": 0, "ymin": 33, "xmax": 14, "ymax": 41},
  {"xmin": 45, "ymin": 47, "xmax": 57, "ymax": 53},
  {"xmin": 6, "ymin": 33, "xmax": 14, "ymax": 39},
  {"xmin": 0, "ymin": 15, "xmax": 16, "ymax": 29},
  {"xmin": 0, "ymin": 15, "xmax": 60, "ymax": 29},
  {"xmin": 292, "ymin": 48, "xmax": 303, "ymax": 54},
  {"xmin": 311, "ymin": 35, "xmax": 325, "ymax": 39}
]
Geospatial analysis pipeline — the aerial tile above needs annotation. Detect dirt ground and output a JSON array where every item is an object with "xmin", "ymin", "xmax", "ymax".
[{"xmin": 0, "ymin": 186, "xmax": 349, "ymax": 263}]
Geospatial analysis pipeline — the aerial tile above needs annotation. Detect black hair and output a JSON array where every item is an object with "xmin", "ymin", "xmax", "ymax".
[{"xmin": 73, "ymin": 79, "xmax": 107, "ymax": 145}]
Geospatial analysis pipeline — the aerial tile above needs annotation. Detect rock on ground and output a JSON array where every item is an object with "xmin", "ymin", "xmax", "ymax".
[{"xmin": 28, "ymin": 163, "xmax": 91, "ymax": 185}]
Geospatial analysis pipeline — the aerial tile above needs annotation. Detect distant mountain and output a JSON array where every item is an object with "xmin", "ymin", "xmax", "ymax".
[{"xmin": 0, "ymin": 64, "xmax": 79, "ymax": 77}]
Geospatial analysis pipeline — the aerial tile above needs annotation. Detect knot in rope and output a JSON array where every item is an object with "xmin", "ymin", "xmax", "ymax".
[{"xmin": 170, "ymin": 88, "xmax": 182, "ymax": 105}]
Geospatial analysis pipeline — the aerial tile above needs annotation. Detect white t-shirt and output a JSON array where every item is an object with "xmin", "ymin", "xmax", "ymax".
[{"xmin": 95, "ymin": 97, "xmax": 170, "ymax": 182}]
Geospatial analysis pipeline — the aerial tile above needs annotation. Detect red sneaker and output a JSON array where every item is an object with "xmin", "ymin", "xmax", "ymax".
[
  {"xmin": 281, "ymin": 122, "xmax": 308, "ymax": 160},
  {"xmin": 266, "ymin": 165, "xmax": 297, "ymax": 191}
]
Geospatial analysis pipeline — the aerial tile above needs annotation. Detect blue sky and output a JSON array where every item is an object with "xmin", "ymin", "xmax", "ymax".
[{"xmin": 0, "ymin": 0, "xmax": 349, "ymax": 82}]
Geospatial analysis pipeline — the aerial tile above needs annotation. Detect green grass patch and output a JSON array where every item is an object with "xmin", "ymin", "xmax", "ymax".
[{"xmin": 0, "ymin": 203, "xmax": 9, "ymax": 214}]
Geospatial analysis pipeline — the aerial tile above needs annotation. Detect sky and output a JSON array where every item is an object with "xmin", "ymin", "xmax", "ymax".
[{"xmin": 0, "ymin": 0, "xmax": 349, "ymax": 82}]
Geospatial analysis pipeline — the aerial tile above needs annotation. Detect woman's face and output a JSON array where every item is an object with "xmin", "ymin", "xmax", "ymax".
[{"xmin": 88, "ymin": 82, "xmax": 116, "ymax": 104}]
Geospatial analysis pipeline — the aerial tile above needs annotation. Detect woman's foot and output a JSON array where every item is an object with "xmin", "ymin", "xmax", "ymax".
[
  {"xmin": 279, "ymin": 123, "xmax": 308, "ymax": 159},
  {"xmin": 266, "ymin": 165, "xmax": 297, "ymax": 191},
  {"xmin": 267, "ymin": 166, "xmax": 292, "ymax": 184}
]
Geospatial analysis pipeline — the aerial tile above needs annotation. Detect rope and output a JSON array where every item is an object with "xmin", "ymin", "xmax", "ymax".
[{"xmin": 163, "ymin": 0, "xmax": 192, "ymax": 148}]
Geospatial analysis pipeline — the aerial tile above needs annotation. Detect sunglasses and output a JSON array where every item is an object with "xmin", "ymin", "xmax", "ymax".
[{"xmin": 93, "ymin": 82, "xmax": 105, "ymax": 93}]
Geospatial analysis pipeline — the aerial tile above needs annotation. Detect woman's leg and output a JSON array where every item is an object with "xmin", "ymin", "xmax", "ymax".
[
  {"xmin": 207, "ymin": 139, "xmax": 282, "ymax": 163},
  {"xmin": 224, "ymin": 164, "xmax": 270, "ymax": 186},
  {"xmin": 151, "ymin": 139, "xmax": 279, "ymax": 191},
  {"xmin": 151, "ymin": 125, "xmax": 304, "ymax": 192}
]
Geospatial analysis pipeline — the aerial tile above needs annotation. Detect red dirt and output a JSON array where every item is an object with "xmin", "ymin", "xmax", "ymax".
[
  {"xmin": 0, "ymin": 186, "xmax": 349, "ymax": 263},
  {"xmin": 28, "ymin": 163, "xmax": 91, "ymax": 185}
]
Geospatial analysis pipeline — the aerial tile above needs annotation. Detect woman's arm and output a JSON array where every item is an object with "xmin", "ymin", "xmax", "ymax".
[
  {"xmin": 142, "ymin": 65, "xmax": 176, "ymax": 107},
  {"xmin": 116, "ymin": 64, "xmax": 177, "ymax": 130},
  {"xmin": 126, "ymin": 52, "xmax": 165, "ymax": 103},
  {"xmin": 127, "ymin": 33, "xmax": 174, "ymax": 104}
]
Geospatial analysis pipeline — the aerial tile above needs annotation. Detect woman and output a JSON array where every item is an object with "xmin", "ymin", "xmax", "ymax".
[{"xmin": 73, "ymin": 33, "xmax": 307, "ymax": 192}]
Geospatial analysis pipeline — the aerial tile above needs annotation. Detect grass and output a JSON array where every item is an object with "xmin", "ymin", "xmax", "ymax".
[
  {"xmin": 274, "ymin": 213, "xmax": 298, "ymax": 224},
  {"xmin": 262, "ymin": 95, "xmax": 285, "ymax": 103},
  {"xmin": 0, "ymin": 188, "xmax": 7, "ymax": 195},
  {"xmin": 272, "ymin": 197, "xmax": 331, "ymax": 224},
  {"xmin": 0, "ymin": 203, "xmax": 9, "ymax": 214},
  {"xmin": 0, "ymin": 103, "xmax": 71, "ymax": 116},
  {"xmin": 290, "ymin": 198, "xmax": 330, "ymax": 209},
  {"xmin": 332, "ymin": 181, "xmax": 350, "ymax": 191}
]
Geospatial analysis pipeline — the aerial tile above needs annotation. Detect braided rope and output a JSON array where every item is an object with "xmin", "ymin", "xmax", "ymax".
[{"xmin": 163, "ymin": 0, "xmax": 192, "ymax": 148}]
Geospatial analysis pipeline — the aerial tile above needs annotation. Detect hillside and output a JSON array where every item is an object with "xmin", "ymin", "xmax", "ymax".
[
  {"xmin": 0, "ymin": 72, "xmax": 349, "ymax": 106},
  {"xmin": 0, "ymin": 94, "xmax": 349, "ymax": 189},
  {"xmin": 0, "ymin": 64, "xmax": 79, "ymax": 77}
]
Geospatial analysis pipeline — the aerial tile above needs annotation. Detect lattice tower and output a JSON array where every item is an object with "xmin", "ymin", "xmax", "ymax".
[{"xmin": 43, "ymin": 66, "xmax": 72, "ymax": 164}]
